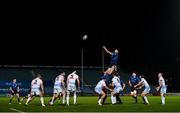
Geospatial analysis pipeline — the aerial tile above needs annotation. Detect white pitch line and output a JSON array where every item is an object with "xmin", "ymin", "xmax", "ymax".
[{"xmin": 9, "ymin": 108, "xmax": 26, "ymax": 113}]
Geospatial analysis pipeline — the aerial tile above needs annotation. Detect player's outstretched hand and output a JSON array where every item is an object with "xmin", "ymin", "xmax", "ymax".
[{"xmin": 102, "ymin": 46, "xmax": 106, "ymax": 49}]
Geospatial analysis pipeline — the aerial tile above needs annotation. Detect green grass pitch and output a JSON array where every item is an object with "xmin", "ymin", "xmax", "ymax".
[{"xmin": 0, "ymin": 96, "xmax": 180, "ymax": 112}]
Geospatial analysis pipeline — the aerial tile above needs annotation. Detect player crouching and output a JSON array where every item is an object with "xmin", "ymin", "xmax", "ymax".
[
  {"xmin": 95, "ymin": 78, "xmax": 113, "ymax": 106},
  {"xmin": 134, "ymin": 75, "xmax": 150, "ymax": 104}
]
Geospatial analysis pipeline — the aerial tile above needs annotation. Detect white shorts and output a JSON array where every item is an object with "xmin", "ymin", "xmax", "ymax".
[
  {"xmin": 31, "ymin": 88, "xmax": 41, "ymax": 95},
  {"xmin": 95, "ymin": 87, "xmax": 103, "ymax": 95},
  {"xmin": 143, "ymin": 87, "xmax": 150, "ymax": 93},
  {"xmin": 160, "ymin": 86, "xmax": 167, "ymax": 94},
  {"xmin": 53, "ymin": 88, "xmax": 64, "ymax": 94},
  {"xmin": 131, "ymin": 90, "xmax": 137, "ymax": 95},
  {"xmin": 67, "ymin": 85, "xmax": 76, "ymax": 92},
  {"xmin": 113, "ymin": 87, "xmax": 122, "ymax": 94}
]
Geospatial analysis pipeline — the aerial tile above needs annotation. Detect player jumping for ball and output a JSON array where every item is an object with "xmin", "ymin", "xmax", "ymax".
[{"xmin": 103, "ymin": 46, "xmax": 119, "ymax": 71}]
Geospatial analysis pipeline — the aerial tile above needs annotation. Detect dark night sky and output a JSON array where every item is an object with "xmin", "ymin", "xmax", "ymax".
[{"xmin": 1, "ymin": 0, "xmax": 180, "ymax": 72}]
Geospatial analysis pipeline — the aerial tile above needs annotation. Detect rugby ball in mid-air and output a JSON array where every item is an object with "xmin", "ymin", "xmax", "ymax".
[{"xmin": 82, "ymin": 35, "xmax": 88, "ymax": 40}]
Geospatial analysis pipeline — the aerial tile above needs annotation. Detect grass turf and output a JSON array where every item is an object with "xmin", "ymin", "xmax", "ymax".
[{"xmin": 0, "ymin": 96, "xmax": 180, "ymax": 112}]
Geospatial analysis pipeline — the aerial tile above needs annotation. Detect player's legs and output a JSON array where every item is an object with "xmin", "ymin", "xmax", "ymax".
[
  {"xmin": 50, "ymin": 88, "xmax": 61, "ymax": 105},
  {"xmin": 16, "ymin": 93, "xmax": 21, "ymax": 104},
  {"xmin": 116, "ymin": 93, "xmax": 122, "ymax": 104},
  {"xmin": 73, "ymin": 91, "xmax": 77, "ymax": 104},
  {"xmin": 98, "ymin": 91, "xmax": 106, "ymax": 105},
  {"xmin": 160, "ymin": 86, "xmax": 166, "ymax": 105},
  {"xmin": 66, "ymin": 90, "xmax": 70, "ymax": 106},
  {"xmin": 115, "ymin": 87, "xmax": 122, "ymax": 104},
  {"xmin": 141, "ymin": 92, "xmax": 149, "ymax": 104},
  {"xmin": 112, "ymin": 65, "xmax": 117, "ymax": 72},
  {"xmin": 25, "ymin": 94, "xmax": 34, "ymax": 105},
  {"xmin": 102, "ymin": 89, "xmax": 107, "ymax": 104},
  {"xmin": 49, "ymin": 93, "xmax": 59, "ymax": 105},
  {"xmin": 111, "ymin": 92, "xmax": 116, "ymax": 104},
  {"xmin": 141, "ymin": 87, "xmax": 150, "ymax": 104},
  {"xmin": 161, "ymin": 93, "xmax": 165, "ymax": 105},
  {"xmin": 9, "ymin": 93, "xmax": 14, "ymax": 104},
  {"xmin": 131, "ymin": 89, "xmax": 138, "ymax": 103},
  {"xmin": 62, "ymin": 91, "xmax": 66, "ymax": 104},
  {"xmin": 39, "ymin": 92, "xmax": 45, "ymax": 106}
]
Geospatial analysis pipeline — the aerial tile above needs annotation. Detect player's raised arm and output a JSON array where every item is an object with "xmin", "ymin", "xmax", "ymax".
[{"xmin": 103, "ymin": 46, "xmax": 113, "ymax": 55}]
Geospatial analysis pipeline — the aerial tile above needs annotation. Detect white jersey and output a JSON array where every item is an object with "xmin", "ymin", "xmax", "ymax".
[
  {"xmin": 112, "ymin": 76, "xmax": 121, "ymax": 88},
  {"xmin": 159, "ymin": 76, "xmax": 166, "ymax": 87},
  {"xmin": 54, "ymin": 75, "xmax": 64, "ymax": 89},
  {"xmin": 67, "ymin": 73, "xmax": 79, "ymax": 80},
  {"xmin": 67, "ymin": 73, "xmax": 79, "ymax": 87},
  {"xmin": 95, "ymin": 80, "xmax": 106, "ymax": 89},
  {"xmin": 31, "ymin": 77, "xmax": 42, "ymax": 89},
  {"xmin": 141, "ymin": 78, "xmax": 150, "ymax": 88}
]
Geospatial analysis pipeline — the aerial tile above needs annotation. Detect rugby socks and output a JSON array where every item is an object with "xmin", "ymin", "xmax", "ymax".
[
  {"xmin": 26, "ymin": 97, "xmax": 31, "ymax": 104},
  {"xmin": 116, "ymin": 94, "xmax": 122, "ymax": 104},
  {"xmin": 18, "ymin": 98, "xmax": 20, "ymax": 102},
  {"xmin": 142, "ymin": 97, "xmax": 146, "ymax": 103},
  {"xmin": 9, "ymin": 98, "xmax": 12, "ymax": 103},
  {"xmin": 111, "ymin": 95, "xmax": 114, "ymax": 104},
  {"xmin": 66, "ymin": 94, "xmax": 69, "ymax": 105},
  {"xmin": 113, "ymin": 96, "xmax": 116, "ymax": 104},
  {"xmin": 98, "ymin": 98, "xmax": 102, "ymax": 105},
  {"xmin": 143, "ymin": 96, "xmax": 149, "ymax": 104},
  {"xmin": 62, "ymin": 94, "xmax": 66, "ymax": 104},
  {"xmin": 133, "ymin": 96, "xmax": 137, "ymax": 103},
  {"xmin": 73, "ymin": 92, "xmax": 77, "ymax": 104},
  {"xmin": 161, "ymin": 96, "xmax": 165, "ymax": 104},
  {"xmin": 102, "ymin": 95, "xmax": 107, "ymax": 104},
  {"xmin": 40, "ymin": 97, "xmax": 45, "ymax": 106}
]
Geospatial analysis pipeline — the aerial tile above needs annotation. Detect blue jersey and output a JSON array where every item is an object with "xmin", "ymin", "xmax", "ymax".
[
  {"xmin": 101, "ymin": 74, "xmax": 113, "ymax": 85},
  {"xmin": 111, "ymin": 52, "xmax": 118, "ymax": 65},
  {"xmin": 120, "ymin": 80, "xmax": 124, "ymax": 87},
  {"xmin": 129, "ymin": 76, "xmax": 140, "ymax": 86},
  {"xmin": 10, "ymin": 83, "xmax": 19, "ymax": 91}
]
